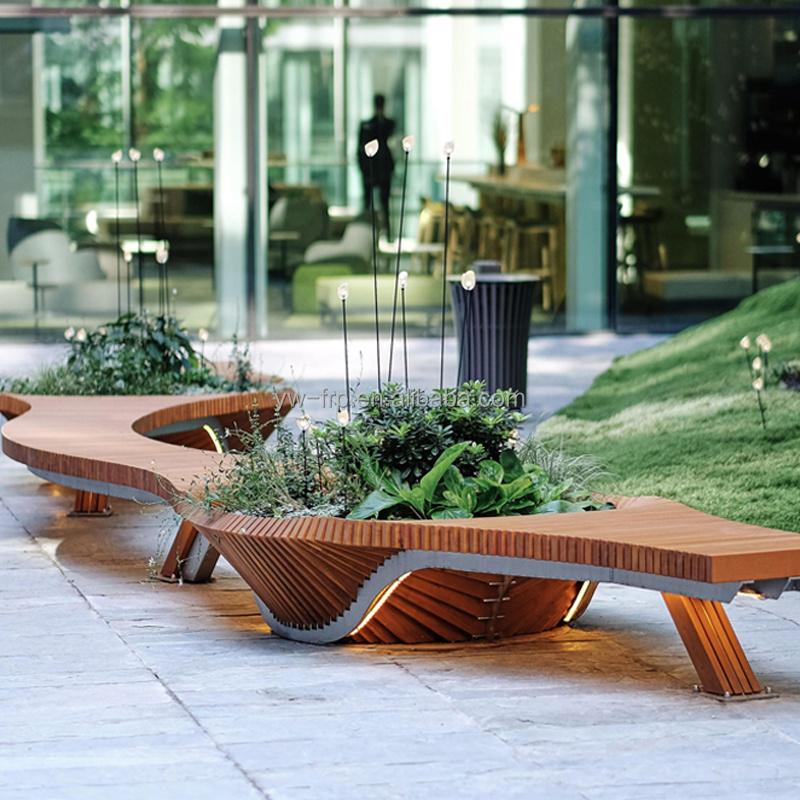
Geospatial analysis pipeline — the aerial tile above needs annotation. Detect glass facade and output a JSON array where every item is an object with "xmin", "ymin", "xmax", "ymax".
[
  {"xmin": 617, "ymin": 14, "xmax": 800, "ymax": 331},
  {"xmin": 1, "ymin": 3, "xmax": 799, "ymax": 342}
]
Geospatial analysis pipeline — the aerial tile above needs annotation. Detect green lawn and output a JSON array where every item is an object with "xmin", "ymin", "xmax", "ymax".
[{"xmin": 538, "ymin": 280, "xmax": 800, "ymax": 532}]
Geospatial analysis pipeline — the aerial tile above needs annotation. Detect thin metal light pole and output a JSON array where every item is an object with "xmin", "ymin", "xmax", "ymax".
[
  {"xmin": 458, "ymin": 289, "xmax": 472, "ymax": 384},
  {"xmin": 340, "ymin": 288, "xmax": 351, "ymax": 418},
  {"xmin": 388, "ymin": 138, "xmax": 413, "ymax": 384},
  {"xmin": 368, "ymin": 153, "xmax": 382, "ymax": 388},
  {"xmin": 113, "ymin": 154, "xmax": 122, "ymax": 317},
  {"xmin": 154, "ymin": 150, "xmax": 167, "ymax": 315},
  {"xmin": 401, "ymin": 280, "xmax": 409, "ymax": 391},
  {"xmin": 130, "ymin": 149, "xmax": 144, "ymax": 312},
  {"xmin": 439, "ymin": 144, "xmax": 453, "ymax": 390}
]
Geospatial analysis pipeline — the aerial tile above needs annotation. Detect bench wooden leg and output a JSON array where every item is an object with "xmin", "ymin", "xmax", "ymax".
[
  {"xmin": 159, "ymin": 518, "xmax": 220, "ymax": 583},
  {"xmin": 663, "ymin": 593, "xmax": 761, "ymax": 696},
  {"xmin": 69, "ymin": 490, "xmax": 112, "ymax": 517}
]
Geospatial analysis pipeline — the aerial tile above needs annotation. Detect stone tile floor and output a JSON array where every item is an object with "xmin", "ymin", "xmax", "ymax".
[{"xmin": 3, "ymin": 333, "xmax": 800, "ymax": 799}]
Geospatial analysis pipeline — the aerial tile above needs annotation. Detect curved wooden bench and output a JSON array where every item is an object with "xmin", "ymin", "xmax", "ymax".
[
  {"xmin": 3, "ymin": 390, "xmax": 800, "ymax": 696},
  {"xmin": 0, "ymin": 389, "xmax": 296, "ymax": 581},
  {"xmin": 178, "ymin": 497, "xmax": 800, "ymax": 697}
]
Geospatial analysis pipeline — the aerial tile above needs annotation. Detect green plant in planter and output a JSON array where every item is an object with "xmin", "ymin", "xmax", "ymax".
[
  {"xmin": 0, "ymin": 312, "xmax": 273, "ymax": 396},
  {"xmin": 188, "ymin": 412, "xmax": 356, "ymax": 518},
  {"xmin": 349, "ymin": 442, "xmax": 600, "ymax": 521},
  {"xmin": 319, "ymin": 382, "xmax": 526, "ymax": 482},
  {"xmin": 66, "ymin": 311, "xmax": 199, "ymax": 394},
  {"xmin": 182, "ymin": 383, "xmax": 606, "ymax": 522}
]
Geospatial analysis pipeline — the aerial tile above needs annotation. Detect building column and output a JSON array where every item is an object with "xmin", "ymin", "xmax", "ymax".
[
  {"xmin": 565, "ymin": 3, "xmax": 608, "ymax": 331},
  {"xmin": 214, "ymin": 3, "xmax": 249, "ymax": 338}
]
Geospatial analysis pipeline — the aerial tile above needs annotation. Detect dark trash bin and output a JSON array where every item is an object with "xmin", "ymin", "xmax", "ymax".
[{"xmin": 449, "ymin": 273, "xmax": 537, "ymax": 408}]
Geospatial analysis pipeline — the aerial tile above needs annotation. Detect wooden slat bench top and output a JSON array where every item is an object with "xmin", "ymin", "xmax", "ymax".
[
  {"xmin": 184, "ymin": 495, "xmax": 800, "ymax": 587},
  {"xmin": 0, "ymin": 391, "xmax": 292, "ymax": 501}
]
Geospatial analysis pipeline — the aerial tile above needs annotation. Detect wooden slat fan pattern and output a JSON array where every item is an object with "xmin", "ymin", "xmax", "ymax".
[{"xmin": 350, "ymin": 570, "xmax": 581, "ymax": 644}]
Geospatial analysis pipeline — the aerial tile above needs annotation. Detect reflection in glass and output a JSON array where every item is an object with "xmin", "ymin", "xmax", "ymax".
[{"xmin": 618, "ymin": 17, "xmax": 800, "ymax": 331}]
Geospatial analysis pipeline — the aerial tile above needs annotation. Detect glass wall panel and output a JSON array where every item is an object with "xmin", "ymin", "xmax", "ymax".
[
  {"xmin": 0, "ymin": 14, "xmax": 222, "ymax": 340},
  {"xmin": 0, "ymin": 28, "xmax": 38, "ymax": 337},
  {"xmin": 263, "ymin": 13, "xmax": 587, "ymax": 339},
  {"xmin": 617, "ymin": 15, "xmax": 800, "ymax": 331}
]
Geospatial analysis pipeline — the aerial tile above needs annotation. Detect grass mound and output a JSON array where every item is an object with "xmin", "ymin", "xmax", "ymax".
[{"xmin": 538, "ymin": 280, "xmax": 800, "ymax": 532}]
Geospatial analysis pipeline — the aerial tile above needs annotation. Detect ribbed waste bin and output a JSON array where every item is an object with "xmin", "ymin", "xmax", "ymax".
[{"xmin": 449, "ymin": 274, "xmax": 537, "ymax": 408}]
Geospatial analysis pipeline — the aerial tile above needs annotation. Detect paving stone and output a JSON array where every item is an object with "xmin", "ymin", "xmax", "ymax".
[
  {"xmin": 6, "ymin": 334, "xmax": 800, "ymax": 799},
  {"xmin": 0, "ymin": 781, "xmax": 266, "ymax": 800}
]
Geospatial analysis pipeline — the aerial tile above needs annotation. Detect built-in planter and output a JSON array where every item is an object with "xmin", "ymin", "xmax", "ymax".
[{"xmin": 180, "ymin": 506, "xmax": 612, "ymax": 645}]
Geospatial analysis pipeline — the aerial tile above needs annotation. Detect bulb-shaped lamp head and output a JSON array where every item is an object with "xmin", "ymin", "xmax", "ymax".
[
  {"xmin": 443, "ymin": 140, "xmax": 455, "ymax": 157},
  {"xmin": 297, "ymin": 413, "xmax": 312, "ymax": 432},
  {"xmin": 128, "ymin": 148, "xmax": 141, "ymax": 163},
  {"xmin": 460, "ymin": 270, "xmax": 477, "ymax": 291},
  {"xmin": 402, "ymin": 135, "xmax": 415, "ymax": 153},
  {"xmin": 155, "ymin": 247, "xmax": 169, "ymax": 265},
  {"xmin": 739, "ymin": 335, "xmax": 751, "ymax": 350},
  {"xmin": 337, "ymin": 409, "xmax": 350, "ymax": 428},
  {"xmin": 337, "ymin": 282, "xmax": 349, "ymax": 302},
  {"xmin": 153, "ymin": 147, "xmax": 165, "ymax": 163},
  {"xmin": 364, "ymin": 139, "xmax": 379, "ymax": 158},
  {"xmin": 111, "ymin": 150, "xmax": 123, "ymax": 164},
  {"xmin": 398, "ymin": 271, "xmax": 408, "ymax": 290}
]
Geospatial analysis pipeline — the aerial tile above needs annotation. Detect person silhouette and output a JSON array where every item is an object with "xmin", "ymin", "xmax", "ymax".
[{"xmin": 358, "ymin": 93, "xmax": 396, "ymax": 239}]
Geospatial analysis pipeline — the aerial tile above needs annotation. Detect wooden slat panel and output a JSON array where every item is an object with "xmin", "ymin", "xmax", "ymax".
[
  {"xmin": 349, "ymin": 569, "xmax": 580, "ymax": 644},
  {"xmin": 204, "ymin": 531, "xmax": 399, "ymax": 629},
  {"xmin": 159, "ymin": 519, "xmax": 199, "ymax": 580},
  {"xmin": 177, "ymin": 499, "xmax": 800, "ymax": 587},
  {"xmin": 153, "ymin": 427, "xmax": 218, "ymax": 451},
  {"xmin": 370, "ymin": 603, "xmax": 439, "ymax": 643},
  {"xmin": 662, "ymin": 593, "xmax": 761, "ymax": 696},
  {"xmin": 498, "ymin": 578, "xmax": 581, "ymax": 638}
]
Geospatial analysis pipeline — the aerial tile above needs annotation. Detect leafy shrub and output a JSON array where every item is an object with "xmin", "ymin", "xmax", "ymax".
[
  {"xmin": 187, "ymin": 411, "xmax": 357, "ymax": 518},
  {"xmin": 187, "ymin": 385, "xmax": 604, "ymax": 522},
  {"xmin": 349, "ymin": 442, "xmax": 600, "ymax": 521},
  {"xmin": 0, "ymin": 313, "xmax": 272, "ymax": 396},
  {"xmin": 65, "ymin": 312, "xmax": 198, "ymax": 394},
  {"xmin": 316, "ymin": 382, "xmax": 526, "ymax": 483},
  {"xmin": 771, "ymin": 360, "xmax": 800, "ymax": 391}
]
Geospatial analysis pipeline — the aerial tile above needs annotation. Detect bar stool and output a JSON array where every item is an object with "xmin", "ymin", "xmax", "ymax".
[
  {"xmin": 414, "ymin": 198, "xmax": 446, "ymax": 274},
  {"xmin": 476, "ymin": 215, "xmax": 506, "ymax": 263},
  {"xmin": 447, "ymin": 206, "xmax": 479, "ymax": 272},
  {"xmin": 503, "ymin": 219, "xmax": 557, "ymax": 311}
]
